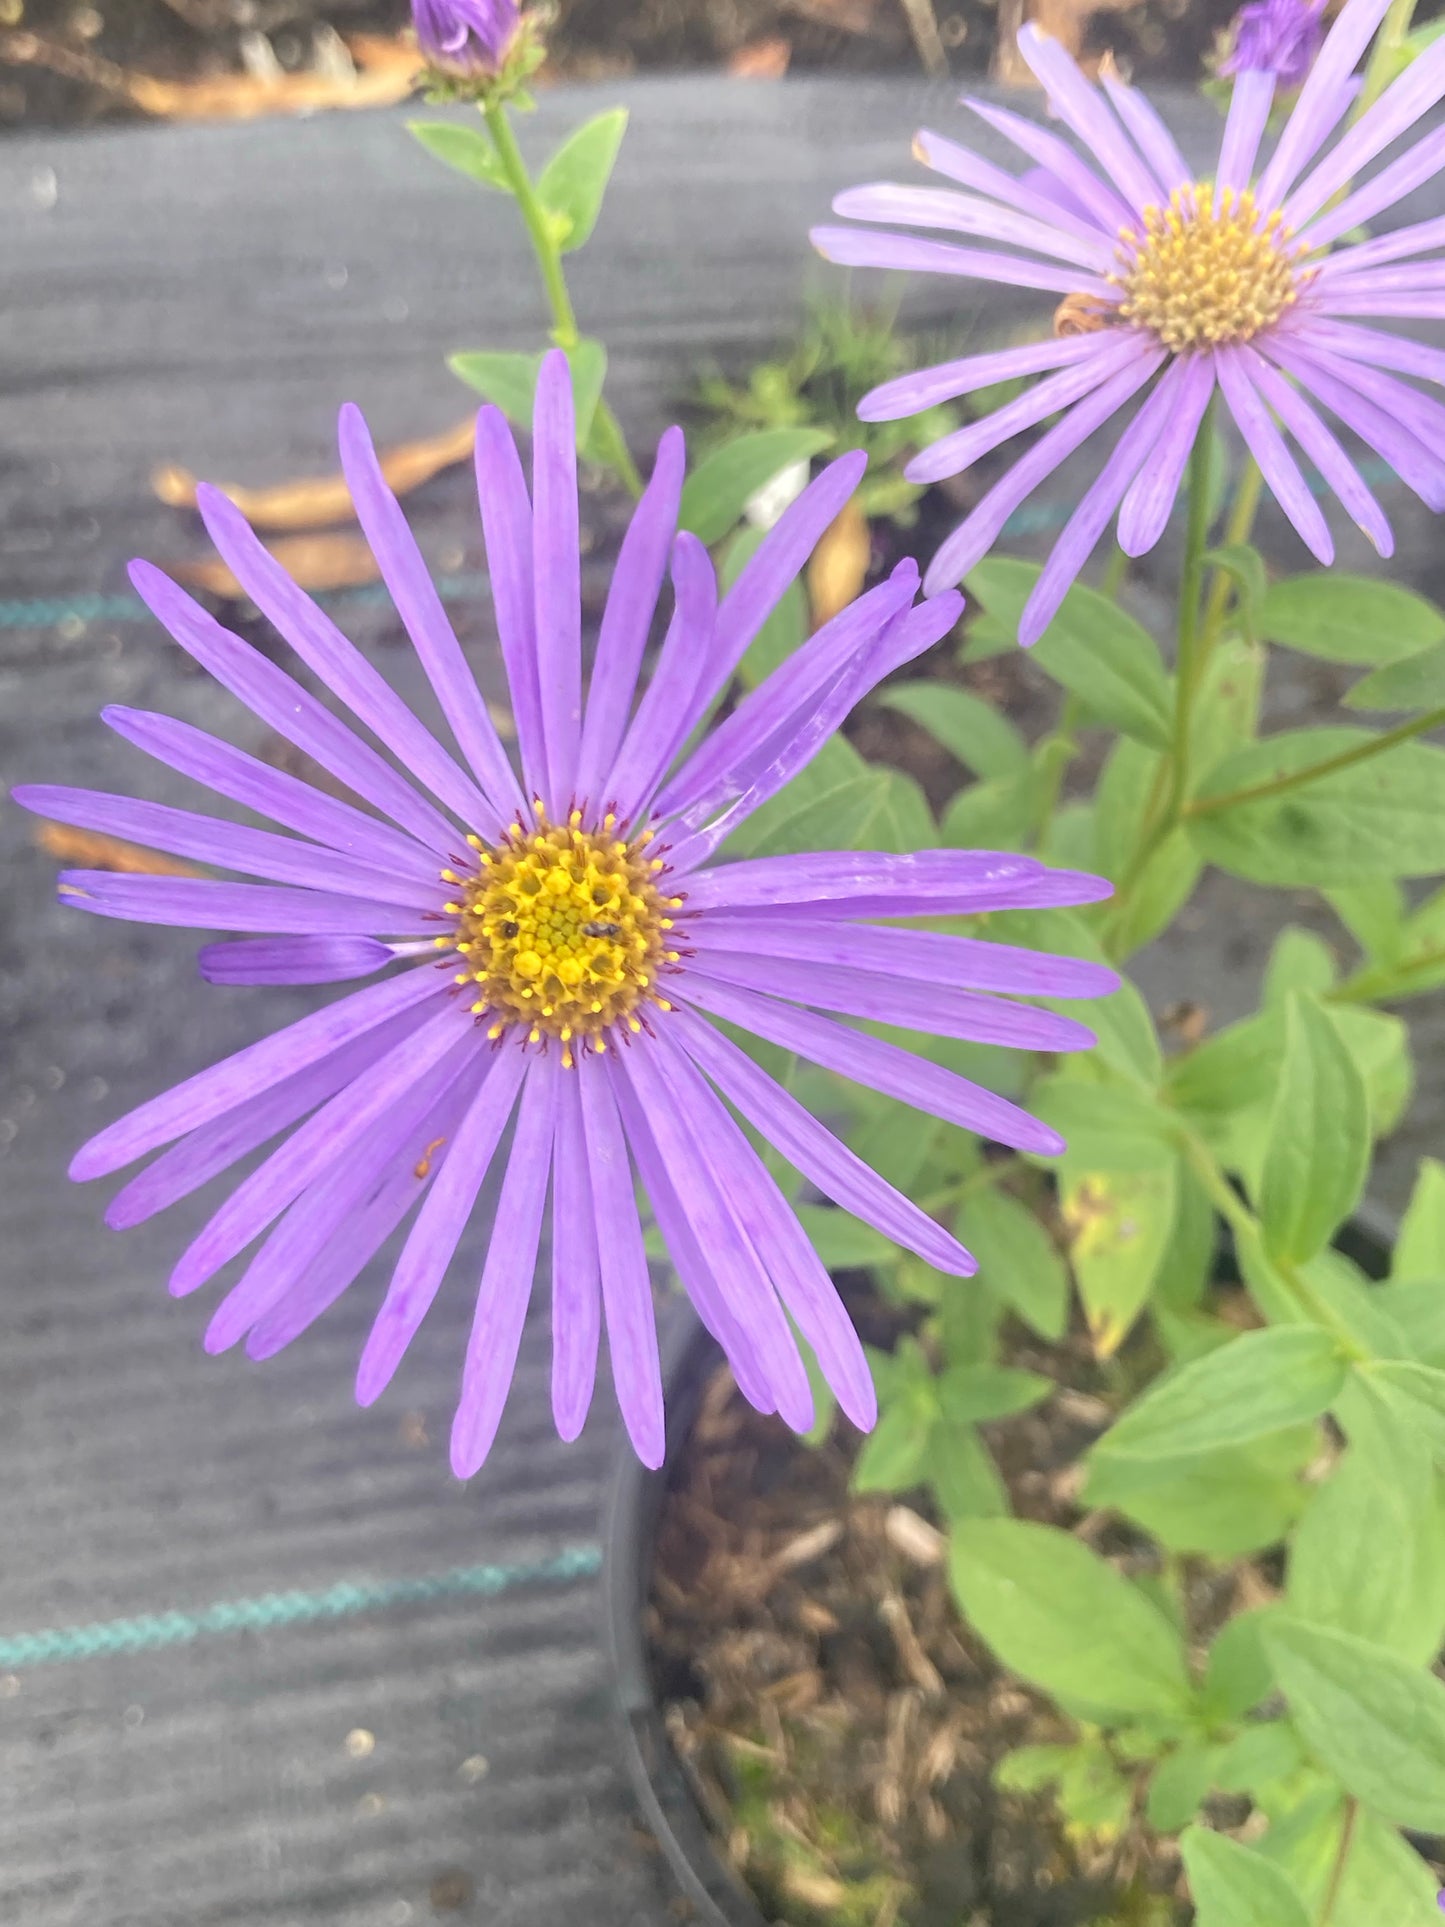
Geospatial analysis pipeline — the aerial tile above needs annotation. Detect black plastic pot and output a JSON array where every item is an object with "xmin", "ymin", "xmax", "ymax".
[{"xmin": 601, "ymin": 1206, "xmax": 1399, "ymax": 1924}]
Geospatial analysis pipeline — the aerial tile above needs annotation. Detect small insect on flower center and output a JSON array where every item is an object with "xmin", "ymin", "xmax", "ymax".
[
  {"xmin": 1112, "ymin": 184, "xmax": 1302, "ymax": 353},
  {"xmin": 438, "ymin": 807, "xmax": 682, "ymax": 1066}
]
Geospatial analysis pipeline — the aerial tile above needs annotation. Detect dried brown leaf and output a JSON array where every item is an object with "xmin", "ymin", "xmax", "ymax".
[
  {"xmin": 34, "ymin": 822, "xmax": 202, "ymax": 877},
  {"xmin": 176, "ymin": 531, "xmax": 380, "ymax": 597},
  {"xmin": 727, "ymin": 35, "xmax": 792, "ymax": 76},
  {"xmin": 806, "ymin": 495, "xmax": 871, "ymax": 631}
]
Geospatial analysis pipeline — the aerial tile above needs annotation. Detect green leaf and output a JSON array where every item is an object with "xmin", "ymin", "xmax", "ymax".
[
  {"xmin": 1328, "ymin": 878, "xmax": 1406, "ymax": 960},
  {"xmin": 793, "ymin": 1203, "xmax": 897, "ymax": 1272},
  {"xmin": 1265, "ymin": 1617, "xmax": 1445, "ymax": 1831},
  {"xmin": 1288, "ymin": 1374, "xmax": 1445, "ymax": 1663},
  {"xmin": 678, "ymin": 428, "xmax": 834, "ymax": 547},
  {"xmin": 1393, "ymin": 1157, "xmax": 1445, "ymax": 1281},
  {"xmin": 1147, "ymin": 1744, "xmax": 1214, "ymax": 1831},
  {"xmin": 852, "ymin": 1387, "xmax": 936, "ymax": 1494},
  {"xmin": 949, "ymin": 1518, "xmax": 1193, "ymax": 1718},
  {"xmin": 954, "ymin": 1188, "xmax": 1069, "ymax": 1341},
  {"xmin": 535, "ymin": 108, "xmax": 628, "ymax": 252},
  {"xmin": 1154, "ymin": 1157, "xmax": 1216, "ymax": 1312},
  {"xmin": 994, "ymin": 1743, "xmax": 1070, "ymax": 1793},
  {"xmin": 965, "ymin": 558, "xmax": 1173, "ymax": 749},
  {"xmin": 1258, "ymin": 994, "xmax": 1370, "ymax": 1265},
  {"xmin": 874, "ymin": 681, "xmax": 1029, "ymax": 780},
  {"xmin": 1257, "ymin": 572, "xmax": 1445, "ymax": 664},
  {"xmin": 930, "ymin": 1418, "xmax": 1009, "ymax": 1521},
  {"xmin": 1188, "ymin": 729, "xmax": 1445, "ymax": 885},
  {"xmin": 1030, "ymin": 1076, "xmax": 1177, "ymax": 1172},
  {"xmin": 409, "ymin": 118, "xmax": 509, "ymax": 190},
  {"xmin": 1261, "ymin": 1795, "xmax": 1445, "ymax": 1927},
  {"xmin": 1063, "ymin": 1163, "xmax": 1177, "ymax": 1355},
  {"xmin": 938, "ymin": 1363, "xmax": 1051, "ymax": 1422},
  {"xmin": 448, "ymin": 337, "xmax": 608, "ymax": 446},
  {"xmin": 1180, "ymin": 1827, "xmax": 1311, "ymax": 1927},
  {"xmin": 1263, "ymin": 928, "xmax": 1336, "ymax": 1004},
  {"xmin": 938, "ymin": 768, "xmax": 1037, "ymax": 851},
  {"xmin": 1091, "ymin": 1326, "xmax": 1347, "ymax": 1461},
  {"xmin": 724, "ymin": 735, "xmax": 867, "ymax": 859},
  {"xmin": 1365, "ymin": 1359, "xmax": 1445, "ymax": 1458},
  {"xmin": 1374, "ymin": 1278, "xmax": 1445, "ymax": 1364},
  {"xmin": 1084, "ymin": 1429, "xmax": 1313, "ymax": 1558},
  {"xmin": 1212, "ymin": 1720, "xmax": 1305, "ymax": 1794},
  {"xmin": 1203, "ymin": 1608, "xmax": 1277, "ymax": 1720},
  {"xmin": 1347, "ymin": 638, "xmax": 1445, "ymax": 711}
]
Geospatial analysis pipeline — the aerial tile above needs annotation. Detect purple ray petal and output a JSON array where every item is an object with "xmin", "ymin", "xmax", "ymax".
[
  {"xmin": 964, "ymin": 96, "xmax": 1134, "ymax": 235},
  {"xmin": 197, "ymin": 936, "xmax": 395, "ymax": 985},
  {"xmin": 1117, "ymin": 351, "xmax": 1217, "ymax": 557},
  {"xmin": 1216, "ymin": 345, "xmax": 1335, "ymax": 564},
  {"xmin": 203, "ymin": 1048, "xmax": 465, "ymax": 1354},
  {"xmin": 1289, "ymin": 341, "xmax": 1445, "ymax": 456},
  {"xmin": 192, "ymin": 491, "xmax": 497, "ymax": 839},
  {"xmin": 671, "ymin": 1008, "xmax": 977, "ymax": 1277},
  {"xmin": 168, "ymin": 1003, "xmax": 476, "ymax": 1298},
  {"xmin": 1316, "ymin": 291, "xmax": 1445, "ymax": 317},
  {"xmin": 1255, "ymin": 0, "xmax": 1395, "ymax": 208},
  {"xmin": 1316, "ymin": 213, "xmax": 1445, "ymax": 280},
  {"xmin": 615, "ymin": 1040, "xmax": 814, "ymax": 1433},
  {"xmin": 858, "ymin": 334, "xmax": 1112, "ymax": 424},
  {"xmin": 1101, "ymin": 73, "xmax": 1192, "ymax": 196},
  {"xmin": 1217, "ymin": 68, "xmax": 1276, "ymax": 194},
  {"xmin": 681, "ymin": 849, "xmax": 1040, "ymax": 913},
  {"xmin": 451, "ymin": 1053, "xmax": 559, "ymax": 1477},
  {"xmin": 128, "ymin": 561, "xmax": 459, "ymax": 856},
  {"xmin": 1265, "ymin": 332, "xmax": 1445, "ymax": 507},
  {"xmin": 651, "ymin": 1028, "xmax": 874, "ymax": 1431},
  {"xmin": 1239, "ymin": 344, "xmax": 1393, "ymax": 553},
  {"xmin": 607, "ymin": 531, "xmax": 718, "ymax": 828},
  {"xmin": 575, "ymin": 426, "xmax": 686, "ymax": 813},
  {"xmin": 102, "ymin": 706, "xmax": 440, "ymax": 885},
  {"xmin": 811, "ymin": 224, "xmax": 1112, "ymax": 298},
  {"xmin": 912, "ymin": 126, "xmax": 1116, "ymax": 249},
  {"xmin": 356, "ymin": 1042, "xmax": 528, "ymax": 1405},
  {"xmin": 663, "ymin": 564, "xmax": 919, "ymax": 826},
  {"xmin": 1297, "ymin": 123, "xmax": 1445, "ymax": 253},
  {"xmin": 924, "ymin": 349, "xmax": 1166, "ymax": 595},
  {"xmin": 1020, "ymin": 354, "xmax": 1186, "ymax": 642},
  {"xmin": 689, "ymin": 914, "xmax": 1117, "ymax": 998},
  {"xmin": 905, "ymin": 331, "xmax": 1146, "ymax": 486},
  {"xmin": 245, "ymin": 1077, "xmax": 472, "ymax": 1360},
  {"xmin": 17, "ymin": 785, "xmax": 442, "ymax": 910},
  {"xmin": 1284, "ymin": 32, "xmax": 1445, "ymax": 230},
  {"xmin": 577, "ymin": 1057, "xmax": 665, "ymax": 1468},
  {"xmin": 666, "ymin": 592, "xmax": 963, "ymax": 871},
  {"xmin": 693, "ymin": 863, "xmax": 1115, "ymax": 922},
  {"xmin": 338, "ymin": 404, "xmax": 525, "ymax": 824},
  {"xmin": 689, "ymin": 953, "xmax": 1095, "ymax": 1052},
  {"xmin": 680, "ymin": 976, "xmax": 1065, "ymax": 1155},
  {"xmin": 531, "ymin": 349, "xmax": 583, "ymax": 811},
  {"xmin": 832, "ymin": 181, "xmax": 1115, "ymax": 273},
  {"xmin": 550, "ymin": 1068, "xmax": 600, "ymax": 1442},
  {"xmin": 474, "ymin": 406, "xmax": 545, "ymax": 804},
  {"xmin": 56, "ymin": 871, "xmax": 443, "ymax": 938},
  {"xmin": 610, "ymin": 1063, "xmax": 778, "ymax": 1414},
  {"xmin": 1312, "ymin": 260, "xmax": 1445, "ymax": 300},
  {"xmin": 104, "ymin": 1005, "xmax": 430, "ymax": 1229},
  {"xmin": 1292, "ymin": 314, "xmax": 1445, "ymax": 386},
  {"xmin": 1016, "ymin": 26, "xmax": 1163, "ymax": 215}
]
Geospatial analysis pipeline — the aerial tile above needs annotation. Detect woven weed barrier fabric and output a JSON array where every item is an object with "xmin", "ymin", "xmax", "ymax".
[{"xmin": 1, "ymin": 74, "xmax": 1443, "ymax": 1925}]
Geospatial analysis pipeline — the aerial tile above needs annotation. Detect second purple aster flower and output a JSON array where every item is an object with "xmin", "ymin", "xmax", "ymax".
[{"xmin": 16, "ymin": 351, "xmax": 1116, "ymax": 1476}]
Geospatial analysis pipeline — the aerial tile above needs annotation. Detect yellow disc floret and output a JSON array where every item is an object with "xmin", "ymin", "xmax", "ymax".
[
  {"xmin": 1113, "ymin": 184, "xmax": 1303, "ymax": 354},
  {"xmin": 439, "ymin": 807, "xmax": 681, "ymax": 1065}
]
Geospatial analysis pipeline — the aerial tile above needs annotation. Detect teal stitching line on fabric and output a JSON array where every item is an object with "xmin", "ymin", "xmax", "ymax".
[
  {"xmin": 0, "ymin": 453, "xmax": 1400, "ymax": 634},
  {"xmin": 0, "ymin": 1542, "xmax": 602, "ymax": 1671}
]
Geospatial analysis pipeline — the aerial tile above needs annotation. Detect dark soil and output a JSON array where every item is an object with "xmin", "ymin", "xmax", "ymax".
[
  {"xmin": 644, "ymin": 1294, "xmax": 1230, "ymax": 1927},
  {"xmin": 1, "ymin": 0, "xmax": 1248, "ymax": 132}
]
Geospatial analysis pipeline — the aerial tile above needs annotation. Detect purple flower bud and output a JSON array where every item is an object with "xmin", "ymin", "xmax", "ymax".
[
  {"xmin": 412, "ymin": 0, "xmax": 520, "ymax": 77},
  {"xmin": 1222, "ymin": 0, "xmax": 1325, "ymax": 86}
]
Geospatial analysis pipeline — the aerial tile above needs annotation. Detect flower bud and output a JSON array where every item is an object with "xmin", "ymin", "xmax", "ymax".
[
  {"xmin": 1222, "ymin": 0, "xmax": 1325, "ymax": 86},
  {"xmin": 412, "ymin": 0, "xmax": 521, "ymax": 79}
]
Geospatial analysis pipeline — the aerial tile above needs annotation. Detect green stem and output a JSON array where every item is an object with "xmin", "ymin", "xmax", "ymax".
[
  {"xmin": 1317, "ymin": 1798, "xmax": 1359, "ymax": 1927},
  {"xmin": 1197, "ymin": 456, "xmax": 1263, "ymax": 653},
  {"xmin": 481, "ymin": 98, "xmax": 642, "ymax": 497},
  {"xmin": 1335, "ymin": 943, "xmax": 1445, "ymax": 1003},
  {"xmin": 1187, "ymin": 704, "xmax": 1445, "ymax": 820},
  {"xmin": 1354, "ymin": 0, "xmax": 1417, "ymax": 120},
  {"xmin": 1030, "ymin": 695, "xmax": 1083, "ymax": 844}
]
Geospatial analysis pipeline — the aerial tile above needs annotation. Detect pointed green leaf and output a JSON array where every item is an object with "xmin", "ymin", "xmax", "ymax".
[
  {"xmin": 1257, "ymin": 572, "xmax": 1445, "ymax": 664},
  {"xmin": 931, "ymin": 1418, "xmax": 1009, "ymax": 1521},
  {"xmin": 535, "ymin": 108, "xmax": 628, "ymax": 252},
  {"xmin": 448, "ymin": 337, "xmax": 607, "ymax": 445},
  {"xmin": 410, "ymin": 118, "xmax": 509, "ymax": 190},
  {"xmin": 678, "ymin": 427, "xmax": 834, "ymax": 546},
  {"xmin": 875, "ymin": 681, "xmax": 1029, "ymax": 779},
  {"xmin": 954, "ymin": 1187, "xmax": 1068, "ymax": 1340},
  {"xmin": 949, "ymin": 1518, "xmax": 1193, "ymax": 1717},
  {"xmin": 1258, "ymin": 993, "xmax": 1369, "ymax": 1264},
  {"xmin": 1181, "ymin": 1827, "xmax": 1311, "ymax": 1927},
  {"xmin": 1348, "ymin": 638, "xmax": 1445, "ymax": 711},
  {"xmin": 1063, "ymin": 1163, "xmax": 1177, "ymax": 1355},
  {"xmin": 1393, "ymin": 1158, "xmax": 1445, "ymax": 1281}
]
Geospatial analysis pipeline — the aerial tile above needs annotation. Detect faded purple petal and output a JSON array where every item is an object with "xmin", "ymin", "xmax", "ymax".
[
  {"xmin": 1298, "ymin": 123, "xmax": 1445, "ymax": 252},
  {"xmin": 578, "ymin": 1057, "xmax": 665, "ymax": 1468},
  {"xmin": 1223, "ymin": 0, "xmax": 1323, "ymax": 85},
  {"xmin": 575, "ymin": 426, "xmax": 686, "ymax": 811},
  {"xmin": 811, "ymin": 224, "xmax": 1111, "ymax": 298},
  {"xmin": 859, "ymin": 335, "xmax": 1111, "ymax": 425},
  {"xmin": 964, "ymin": 97, "xmax": 1133, "ymax": 235},
  {"xmin": 531, "ymin": 349, "xmax": 583, "ymax": 810},
  {"xmin": 832, "ymin": 182, "xmax": 1114, "ymax": 273},
  {"xmin": 474, "ymin": 406, "xmax": 546, "ymax": 804},
  {"xmin": 912, "ymin": 127, "xmax": 1114, "ymax": 249},
  {"xmin": 681, "ymin": 975, "xmax": 1066, "ymax": 1156},
  {"xmin": 197, "ymin": 936, "xmax": 395, "ymax": 986},
  {"xmin": 1318, "ymin": 214, "xmax": 1445, "ymax": 280},
  {"xmin": 1265, "ymin": 333, "xmax": 1445, "ymax": 507},
  {"xmin": 1218, "ymin": 68, "xmax": 1276, "ymax": 193},
  {"xmin": 355, "ymin": 1042, "xmax": 527, "ymax": 1404},
  {"xmin": 671, "ymin": 1008, "xmax": 977, "ymax": 1277},
  {"xmin": 1016, "ymin": 25, "xmax": 1163, "ymax": 215},
  {"xmin": 128, "ymin": 561, "xmax": 458, "ymax": 856},
  {"xmin": 1240, "ymin": 346, "xmax": 1393, "ymax": 553},
  {"xmin": 1217, "ymin": 345, "xmax": 1334, "ymax": 564},
  {"xmin": 1291, "ymin": 341, "xmax": 1445, "ymax": 457},
  {"xmin": 339, "ymin": 403, "xmax": 525, "ymax": 825},
  {"xmin": 924, "ymin": 349, "xmax": 1165, "ymax": 595},
  {"xmin": 1295, "ymin": 315, "xmax": 1445, "ymax": 387},
  {"xmin": 1284, "ymin": 30, "xmax": 1445, "ymax": 230},
  {"xmin": 57, "ymin": 871, "xmax": 442, "ymax": 938},
  {"xmin": 550, "ymin": 1069, "xmax": 600, "ymax": 1442},
  {"xmin": 1117, "ymin": 351, "xmax": 1217, "ymax": 558},
  {"xmin": 680, "ymin": 849, "xmax": 1043, "ymax": 913},
  {"xmin": 1101, "ymin": 74, "xmax": 1192, "ymax": 195},
  {"xmin": 607, "ymin": 531, "xmax": 718, "ymax": 827},
  {"xmin": 451, "ymin": 1055, "xmax": 558, "ymax": 1477},
  {"xmin": 1255, "ymin": 0, "xmax": 1395, "ymax": 207}
]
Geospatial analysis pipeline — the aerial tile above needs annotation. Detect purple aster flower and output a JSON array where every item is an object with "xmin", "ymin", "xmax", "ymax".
[
  {"xmin": 16, "ymin": 351, "xmax": 1115, "ymax": 1476},
  {"xmin": 412, "ymin": 0, "xmax": 519, "ymax": 77},
  {"xmin": 1223, "ymin": 0, "xmax": 1327, "ymax": 87},
  {"xmin": 814, "ymin": 0, "xmax": 1445, "ymax": 642}
]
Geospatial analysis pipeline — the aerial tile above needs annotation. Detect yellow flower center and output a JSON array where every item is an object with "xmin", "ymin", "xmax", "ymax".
[
  {"xmin": 438, "ymin": 807, "xmax": 680, "ymax": 1065},
  {"xmin": 1112, "ymin": 184, "xmax": 1302, "ymax": 353}
]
